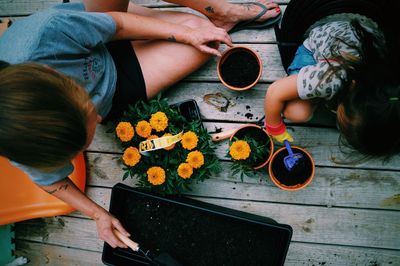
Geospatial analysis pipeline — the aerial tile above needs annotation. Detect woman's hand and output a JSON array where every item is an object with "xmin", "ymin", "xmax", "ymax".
[
  {"xmin": 94, "ymin": 209, "xmax": 131, "ymax": 248},
  {"xmin": 185, "ymin": 25, "xmax": 233, "ymax": 57}
]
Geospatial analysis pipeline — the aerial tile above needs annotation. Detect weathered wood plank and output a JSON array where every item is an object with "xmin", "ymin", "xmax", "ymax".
[
  {"xmin": 0, "ymin": 0, "xmax": 61, "ymax": 16},
  {"xmin": 164, "ymin": 82, "xmax": 336, "ymax": 126},
  {"xmin": 89, "ymin": 122, "xmax": 400, "ymax": 171},
  {"xmin": 0, "ymin": 0, "xmax": 289, "ymax": 16},
  {"xmin": 15, "ymin": 240, "xmax": 103, "ymax": 265},
  {"xmin": 285, "ymin": 242, "xmax": 400, "ymax": 266},
  {"xmin": 83, "ymin": 154, "xmax": 400, "ymax": 210},
  {"xmin": 16, "ymin": 202, "xmax": 400, "ymax": 250},
  {"xmin": 14, "ymin": 238, "xmax": 400, "ymax": 266}
]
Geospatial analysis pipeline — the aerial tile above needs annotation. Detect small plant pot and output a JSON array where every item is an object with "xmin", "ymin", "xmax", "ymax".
[
  {"xmin": 217, "ymin": 46, "xmax": 262, "ymax": 91},
  {"xmin": 268, "ymin": 146, "xmax": 315, "ymax": 191},
  {"xmin": 230, "ymin": 124, "xmax": 274, "ymax": 169}
]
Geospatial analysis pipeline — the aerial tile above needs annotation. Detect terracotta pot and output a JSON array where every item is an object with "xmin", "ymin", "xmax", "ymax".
[
  {"xmin": 217, "ymin": 46, "xmax": 263, "ymax": 91},
  {"xmin": 268, "ymin": 146, "xmax": 315, "ymax": 191},
  {"xmin": 229, "ymin": 124, "xmax": 274, "ymax": 170}
]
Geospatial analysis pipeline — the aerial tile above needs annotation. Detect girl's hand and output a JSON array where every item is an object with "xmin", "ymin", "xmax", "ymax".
[
  {"xmin": 94, "ymin": 209, "xmax": 130, "ymax": 248},
  {"xmin": 186, "ymin": 25, "xmax": 233, "ymax": 57}
]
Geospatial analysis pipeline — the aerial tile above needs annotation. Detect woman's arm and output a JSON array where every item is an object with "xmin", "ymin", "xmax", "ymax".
[
  {"xmin": 40, "ymin": 178, "xmax": 130, "ymax": 248},
  {"xmin": 107, "ymin": 11, "xmax": 232, "ymax": 56}
]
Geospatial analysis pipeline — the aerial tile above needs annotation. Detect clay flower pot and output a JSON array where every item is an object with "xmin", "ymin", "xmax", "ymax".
[
  {"xmin": 268, "ymin": 146, "xmax": 315, "ymax": 191},
  {"xmin": 217, "ymin": 46, "xmax": 263, "ymax": 91},
  {"xmin": 230, "ymin": 124, "xmax": 274, "ymax": 169}
]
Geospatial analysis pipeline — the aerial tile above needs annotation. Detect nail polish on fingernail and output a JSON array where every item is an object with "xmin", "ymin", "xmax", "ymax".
[{"xmin": 276, "ymin": 8, "xmax": 280, "ymax": 12}]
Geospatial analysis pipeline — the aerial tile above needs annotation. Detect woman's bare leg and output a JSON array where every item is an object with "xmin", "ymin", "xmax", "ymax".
[{"xmin": 130, "ymin": 9, "xmax": 217, "ymax": 98}]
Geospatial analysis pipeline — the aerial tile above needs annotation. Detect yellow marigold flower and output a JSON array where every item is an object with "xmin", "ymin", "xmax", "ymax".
[
  {"xmin": 122, "ymin": 147, "xmax": 141, "ymax": 167},
  {"xmin": 229, "ymin": 140, "xmax": 251, "ymax": 160},
  {"xmin": 177, "ymin": 163, "xmax": 193, "ymax": 179},
  {"xmin": 181, "ymin": 131, "xmax": 198, "ymax": 150},
  {"xmin": 162, "ymin": 133, "xmax": 176, "ymax": 151},
  {"xmin": 136, "ymin": 120, "xmax": 152, "ymax": 138},
  {"xmin": 147, "ymin": 166, "xmax": 166, "ymax": 186},
  {"xmin": 150, "ymin": 111, "xmax": 168, "ymax": 132},
  {"xmin": 186, "ymin": 150, "xmax": 204, "ymax": 169},
  {"xmin": 116, "ymin": 122, "xmax": 134, "ymax": 142}
]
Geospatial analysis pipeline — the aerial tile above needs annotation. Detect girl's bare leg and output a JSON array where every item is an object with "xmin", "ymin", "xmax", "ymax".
[{"xmin": 283, "ymin": 99, "xmax": 317, "ymax": 123}]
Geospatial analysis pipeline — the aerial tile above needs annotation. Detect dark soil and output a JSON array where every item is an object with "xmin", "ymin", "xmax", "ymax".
[
  {"xmin": 220, "ymin": 49, "xmax": 260, "ymax": 88},
  {"xmin": 234, "ymin": 126, "xmax": 270, "ymax": 167},
  {"xmin": 270, "ymin": 148, "xmax": 312, "ymax": 186},
  {"xmin": 111, "ymin": 191, "xmax": 289, "ymax": 266}
]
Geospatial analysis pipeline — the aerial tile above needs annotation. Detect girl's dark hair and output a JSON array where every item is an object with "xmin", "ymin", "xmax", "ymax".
[
  {"xmin": 328, "ymin": 20, "xmax": 400, "ymax": 157},
  {"xmin": 0, "ymin": 63, "xmax": 92, "ymax": 171}
]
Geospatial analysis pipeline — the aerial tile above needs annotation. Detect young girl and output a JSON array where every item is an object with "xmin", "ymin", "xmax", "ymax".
[
  {"xmin": 0, "ymin": 0, "xmax": 280, "ymax": 250},
  {"xmin": 264, "ymin": 14, "xmax": 400, "ymax": 157}
]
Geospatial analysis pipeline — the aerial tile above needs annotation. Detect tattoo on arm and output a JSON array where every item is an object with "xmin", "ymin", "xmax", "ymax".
[
  {"xmin": 167, "ymin": 35, "xmax": 176, "ymax": 42},
  {"xmin": 205, "ymin": 6, "xmax": 215, "ymax": 13},
  {"xmin": 45, "ymin": 183, "xmax": 69, "ymax": 194}
]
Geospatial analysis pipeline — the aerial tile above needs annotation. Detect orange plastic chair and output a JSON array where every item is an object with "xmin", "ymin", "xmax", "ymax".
[{"xmin": 0, "ymin": 153, "xmax": 86, "ymax": 225}]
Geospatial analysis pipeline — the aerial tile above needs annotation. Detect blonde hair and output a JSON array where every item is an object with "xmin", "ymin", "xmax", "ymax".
[{"xmin": 0, "ymin": 62, "xmax": 92, "ymax": 171}]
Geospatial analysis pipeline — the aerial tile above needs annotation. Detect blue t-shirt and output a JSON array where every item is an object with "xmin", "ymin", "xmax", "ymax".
[{"xmin": 0, "ymin": 2, "xmax": 117, "ymax": 185}]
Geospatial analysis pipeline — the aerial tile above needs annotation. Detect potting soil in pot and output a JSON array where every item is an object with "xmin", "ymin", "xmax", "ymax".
[
  {"xmin": 271, "ymin": 148, "xmax": 312, "ymax": 186},
  {"xmin": 220, "ymin": 50, "xmax": 260, "ymax": 88}
]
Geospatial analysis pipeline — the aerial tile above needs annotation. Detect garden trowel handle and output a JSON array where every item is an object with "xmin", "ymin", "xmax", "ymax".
[
  {"xmin": 211, "ymin": 128, "xmax": 238, "ymax": 142},
  {"xmin": 113, "ymin": 229, "xmax": 139, "ymax": 252}
]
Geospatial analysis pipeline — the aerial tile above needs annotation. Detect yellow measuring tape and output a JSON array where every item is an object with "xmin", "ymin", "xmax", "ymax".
[{"xmin": 139, "ymin": 132, "xmax": 183, "ymax": 155}]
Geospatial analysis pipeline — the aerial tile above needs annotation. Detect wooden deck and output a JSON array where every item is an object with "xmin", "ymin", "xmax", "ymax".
[{"xmin": 2, "ymin": 1, "xmax": 400, "ymax": 265}]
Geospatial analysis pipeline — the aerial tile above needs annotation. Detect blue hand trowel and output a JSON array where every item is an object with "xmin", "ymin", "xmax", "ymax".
[{"xmin": 283, "ymin": 140, "xmax": 303, "ymax": 171}]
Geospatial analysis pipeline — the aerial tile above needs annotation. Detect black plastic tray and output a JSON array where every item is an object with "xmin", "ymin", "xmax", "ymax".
[{"xmin": 102, "ymin": 183, "xmax": 292, "ymax": 266}]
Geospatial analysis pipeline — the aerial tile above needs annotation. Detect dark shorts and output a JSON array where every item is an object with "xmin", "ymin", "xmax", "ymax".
[{"xmin": 103, "ymin": 40, "xmax": 147, "ymax": 122}]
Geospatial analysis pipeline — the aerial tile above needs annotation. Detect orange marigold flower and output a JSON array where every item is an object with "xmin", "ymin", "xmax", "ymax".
[
  {"xmin": 136, "ymin": 120, "xmax": 152, "ymax": 138},
  {"xmin": 177, "ymin": 163, "xmax": 193, "ymax": 179},
  {"xmin": 122, "ymin": 147, "xmax": 141, "ymax": 167},
  {"xmin": 147, "ymin": 166, "xmax": 166, "ymax": 185},
  {"xmin": 162, "ymin": 133, "xmax": 176, "ymax": 151},
  {"xmin": 229, "ymin": 140, "xmax": 251, "ymax": 160},
  {"xmin": 147, "ymin": 135, "xmax": 158, "ymax": 140},
  {"xmin": 181, "ymin": 131, "xmax": 198, "ymax": 150},
  {"xmin": 186, "ymin": 150, "xmax": 204, "ymax": 169},
  {"xmin": 116, "ymin": 122, "xmax": 134, "ymax": 142},
  {"xmin": 150, "ymin": 111, "xmax": 168, "ymax": 132}
]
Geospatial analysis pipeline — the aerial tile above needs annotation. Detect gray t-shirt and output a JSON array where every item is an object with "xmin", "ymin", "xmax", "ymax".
[
  {"xmin": 297, "ymin": 17, "xmax": 382, "ymax": 100},
  {"xmin": 0, "ymin": 2, "xmax": 117, "ymax": 185}
]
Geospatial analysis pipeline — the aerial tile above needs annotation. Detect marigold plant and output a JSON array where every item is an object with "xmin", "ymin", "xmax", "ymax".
[
  {"xmin": 147, "ymin": 166, "xmax": 166, "ymax": 185},
  {"xmin": 136, "ymin": 120, "xmax": 152, "ymax": 138},
  {"xmin": 177, "ymin": 163, "xmax": 193, "ymax": 179},
  {"xmin": 122, "ymin": 147, "xmax": 141, "ymax": 167},
  {"xmin": 112, "ymin": 95, "xmax": 221, "ymax": 194},
  {"xmin": 116, "ymin": 122, "xmax": 134, "ymax": 142},
  {"xmin": 227, "ymin": 128, "xmax": 272, "ymax": 180},
  {"xmin": 181, "ymin": 131, "xmax": 198, "ymax": 150},
  {"xmin": 186, "ymin": 151, "xmax": 204, "ymax": 169},
  {"xmin": 150, "ymin": 111, "xmax": 168, "ymax": 132},
  {"xmin": 229, "ymin": 140, "xmax": 251, "ymax": 160}
]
